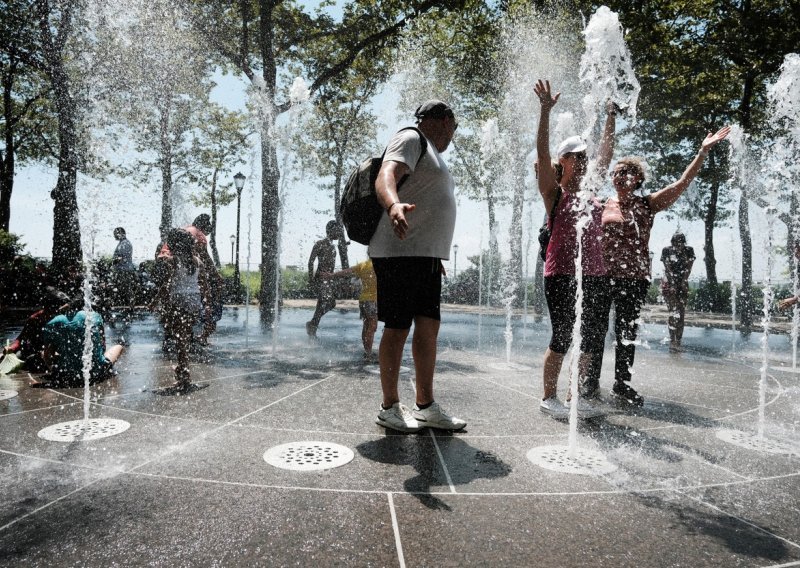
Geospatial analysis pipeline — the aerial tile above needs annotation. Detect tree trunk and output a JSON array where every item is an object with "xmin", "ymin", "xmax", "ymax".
[
  {"xmin": 738, "ymin": 68, "xmax": 755, "ymax": 330},
  {"xmin": 256, "ymin": 0, "xmax": 281, "ymax": 325},
  {"xmin": 209, "ymin": 168, "xmax": 221, "ymax": 267},
  {"xmin": 158, "ymin": 103, "xmax": 173, "ymax": 238},
  {"xmin": 333, "ymin": 153, "xmax": 348, "ymax": 269},
  {"xmin": 259, "ymin": 120, "xmax": 281, "ymax": 324},
  {"xmin": 738, "ymin": 191, "xmax": 753, "ymax": 329},
  {"xmin": 703, "ymin": 152, "xmax": 719, "ymax": 285},
  {"xmin": 0, "ymin": 65, "xmax": 15, "ymax": 232},
  {"xmin": 37, "ymin": 0, "xmax": 82, "ymax": 282}
]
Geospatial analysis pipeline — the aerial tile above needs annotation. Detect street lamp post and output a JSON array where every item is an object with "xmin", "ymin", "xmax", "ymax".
[
  {"xmin": 229, "ymin": 234, "xmax": 235, "ymax": 267},
  {"xmin": 453, "ymin": 244, "xmax": 459, "ymax": 280},
  {"xmin": 233, "ymin": 172, "xmax": 246, "ymax": 297}
]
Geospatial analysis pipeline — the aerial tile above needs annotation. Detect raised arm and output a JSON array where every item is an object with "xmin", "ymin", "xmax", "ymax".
[
  {"xmin": 648, "ymin": 126, "xmax": 731, "ymax": 213},
  {"xmin": 594, "ymin": 100, "xmax": 618, "ymax": 175},
  {"xmin": 534, "ymin": 79, "xmax": 560, "ymax": 213}
]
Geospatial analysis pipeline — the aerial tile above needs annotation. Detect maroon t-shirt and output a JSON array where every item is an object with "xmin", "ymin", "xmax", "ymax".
[{"xmin": 602, "ymin": 196, "xmax": 655, "ymax": 280}]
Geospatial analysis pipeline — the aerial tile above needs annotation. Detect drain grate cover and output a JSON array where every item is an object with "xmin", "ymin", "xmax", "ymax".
[
  {"xmin": 0, "ymin": 390, "xmax": 18, "ymax": 401},
  {"xmin": 38, "ymin": 419, "xmax": 131, "ymax": 442},
  {"xmin": 527, "ymin": 445, "xmax": 617, "ymax": 475},
  {"xmin": 716, "ymin": 429, "xmax": 796, "ymax": 455},
  {"xmin": 263, "ymin": 441, "xmax": 354, "ymax": 472}
]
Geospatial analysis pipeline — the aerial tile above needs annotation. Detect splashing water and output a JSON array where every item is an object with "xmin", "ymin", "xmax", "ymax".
[
  {"xmin": 767, "ymin": 54, "xmax": 800, "ymax": 368},
  {"xmin": 579, "ymin": 5, "xmax": 640, "ymax": 136},
  {"xmin": 758, "ymin": 215, "xmax": 775, "ymax": 439},
  {"xmin": 80, "ymin": 263, "xmax": 95, "ymax": 422}
]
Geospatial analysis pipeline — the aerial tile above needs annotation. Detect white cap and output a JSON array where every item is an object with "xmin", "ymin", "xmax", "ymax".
[{"xmin": 556, "ymin": 136, "xmax": 588, "ymax": 157}]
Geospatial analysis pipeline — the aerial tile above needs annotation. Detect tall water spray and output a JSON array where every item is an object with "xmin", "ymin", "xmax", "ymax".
[
  {"xmin": 579, "ymin": 6, "xmax": 640, "ymax": 141},
  {"xmin": 767, "ymin": 54, "xmax": 800, "ymax": 369},
  {"xmin": 566, "ymin": 6, "xmax": 640, "ymax": 453}
]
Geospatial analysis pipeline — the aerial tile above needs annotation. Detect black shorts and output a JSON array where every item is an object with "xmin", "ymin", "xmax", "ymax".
[
  {"xmin": 371, "ymin": 257, "xmax": 442, "ymax": 330},
  {"xmin": 544, "ymin": 275, "xmax": 610, "ymax": 355}
]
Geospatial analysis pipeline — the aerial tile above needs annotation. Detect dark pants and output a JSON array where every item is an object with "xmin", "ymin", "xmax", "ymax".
[{"xmin": 588, "ymin": 278, "xmax": 650, "ymax": 388}]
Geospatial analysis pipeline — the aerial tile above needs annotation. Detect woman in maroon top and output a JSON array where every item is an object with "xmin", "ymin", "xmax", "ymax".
[
  {"xmin": 597, "ymin": 125, "xmax": 731, "ymax": 407},
  {"xmin": 534, "ymin": 79, "xmax": 616, "ymax": 419}
]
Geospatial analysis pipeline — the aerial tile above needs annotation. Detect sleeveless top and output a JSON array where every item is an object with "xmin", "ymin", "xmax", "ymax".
[
  {"xmin": 169, "ymin": 261, "xmax": 202, "ymax": 311},
  {"xmin": 601, "ymin": 195, "xmax": 655, "ymax": 280},
  {"xmin": 544, "ymin": 191, "xmax": 606, "ymax": 277}
]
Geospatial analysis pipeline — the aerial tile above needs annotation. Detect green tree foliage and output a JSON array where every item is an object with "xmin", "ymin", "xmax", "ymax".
[
  {"xmin": 184, "ymin": 0, "xmax": 468, "ymax": 324},
  {"xmin": 290, "ymin": 71, "xmax": 381, "ymax": 269},
  {"xmin": 0, "ymin": 0, "xmax": 59, "ymax": 231},
  {"xmin": 187, "ymin": 104, "xmax": 254, "ymax": 267},
  {"xmin": 594, "ymin": 0, "xmax": 800, "ymax": 326},
  {"xmin": 93, "ymin": 0, "xmax": 215, "ymax": 237}
]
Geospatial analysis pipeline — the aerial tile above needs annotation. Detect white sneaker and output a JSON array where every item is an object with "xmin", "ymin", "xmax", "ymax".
[
  {"xmin": 566, "ymin": 397, "xmax": 604, "ymax": 419},
  {"xmin": 376, "ymin": 403, "xmax": 421, "ymax": 433},
  {"xmin": 539, "ymin": 397, "xmax": 569, "ymax": 418},
  {"xmin": 412, "ymin": 402, "xmax": 466, "ymax": 431}
]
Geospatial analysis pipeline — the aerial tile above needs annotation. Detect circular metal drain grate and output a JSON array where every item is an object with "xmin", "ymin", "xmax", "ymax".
[
  {"xmin": 38, "ymin": 419, "xmax": 131, "ymax": 442},
  {"xmin": 0, "ymin": 390, "xmax": 18, "ymax": 401},
  {"xmin": 263, "ymin": 441, "xmax": 354, "ymax": 472},
  {"xmin": 716, "ymin": 429, "xmax": 796, "ymax": 455},
  {"xmin": 527, "ymin": 445, "xmax": 617, "ymax": 475}
]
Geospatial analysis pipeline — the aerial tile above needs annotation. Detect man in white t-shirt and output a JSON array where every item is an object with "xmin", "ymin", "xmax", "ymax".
[{"xmin": 369, "ymin": 100, "xmax": 466, "ymax": 433}]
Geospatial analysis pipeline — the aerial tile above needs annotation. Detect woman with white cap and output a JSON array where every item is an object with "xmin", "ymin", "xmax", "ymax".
[{"xmin": 533, "ymin": 79, "xmax": 616, "ymax": 419}]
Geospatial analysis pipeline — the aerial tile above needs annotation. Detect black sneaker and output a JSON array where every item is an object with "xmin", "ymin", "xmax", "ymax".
[{"xmin": 611, "ymin": 382, "xmax": 644, "ymax": 407}]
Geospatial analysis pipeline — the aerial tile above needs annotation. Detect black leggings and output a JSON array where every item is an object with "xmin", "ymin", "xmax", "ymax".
[
  {"xmin": 544, "ymin": 275, "xmax": 610, "ymax": 355},
  {"xmin": 590, "ymin": 277, "xmax": 649, "ymax": 384}
]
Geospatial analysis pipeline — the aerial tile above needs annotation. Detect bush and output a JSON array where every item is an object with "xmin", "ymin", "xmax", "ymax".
[{"xmin": 689, "ymin": 281, "xmax": 732, "ymax": 313}]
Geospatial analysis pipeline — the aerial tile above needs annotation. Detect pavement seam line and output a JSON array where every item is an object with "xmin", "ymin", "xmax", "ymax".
[
  {"xmin": 122, "ymin": 374, "xmax": 336, "ymax": 475},
  {"xmin": 678, "ymin": 489, "xmax": 800, "ymax": 551},
  {"xmin": 0, "ymin": 477, "xmax": 107, "ymax": 533},
  {"xmin": 429, "ymin": 429, "xmax": 456, "ymax": 493},
  {"xmin": 387, "ymin": 492, "xmax": 407, "ymax": 568}
]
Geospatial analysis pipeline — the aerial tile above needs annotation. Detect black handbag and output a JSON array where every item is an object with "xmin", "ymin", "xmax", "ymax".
[{"xmin": 538, "ymin": 188, "xmax": 562, "ymax": 261}]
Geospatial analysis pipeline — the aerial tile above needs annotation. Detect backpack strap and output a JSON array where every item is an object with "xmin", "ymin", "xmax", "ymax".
[
  {"xmin": 389, "ymin": 127, "xmax": 428, "ymax": 191},
  {"xmin": 548, "ymin": 187, "xmax": 562, "ymax": 222}
]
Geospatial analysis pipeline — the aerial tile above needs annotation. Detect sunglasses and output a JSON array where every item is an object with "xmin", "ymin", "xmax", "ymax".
[{"xmin": 613, "ymin": 168, "xmax": 637, "ymax": 177}]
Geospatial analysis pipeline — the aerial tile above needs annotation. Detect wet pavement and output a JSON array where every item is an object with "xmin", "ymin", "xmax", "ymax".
[{"xmin": 1, "ymin": 305, "xmax": 799, "ymax": 567}]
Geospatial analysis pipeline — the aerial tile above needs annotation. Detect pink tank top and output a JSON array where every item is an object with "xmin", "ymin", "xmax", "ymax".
[{"xmin": 544, "ymin": 191, "xmax": 606, "ymax": 277}]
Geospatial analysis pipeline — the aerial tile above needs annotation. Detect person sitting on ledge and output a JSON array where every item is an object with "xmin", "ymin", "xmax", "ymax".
[
  {"xmin": 2, "ymin": 287, "xmax": 74, "ymax": 373},
  {"xmin": 35, "ymin": 304, "xmax": 124, "ymax": 387}
]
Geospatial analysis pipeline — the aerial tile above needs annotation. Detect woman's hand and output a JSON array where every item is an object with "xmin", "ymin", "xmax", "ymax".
[
  {"xmin": 534, "ymin": 79, "xmax": 560, "ymax": 111},
  {"xmin": 778, "ymin": 296, "xmax": 798, "ymax": 310},
  {"xmin": 700, "ymin": 125, "xmax": 732, "ymax": 153}
]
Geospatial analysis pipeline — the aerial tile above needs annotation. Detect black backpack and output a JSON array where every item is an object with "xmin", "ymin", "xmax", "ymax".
[
  {"xmin": 340, "ymin": 127, "xmax": 428, "ymax": 245},
  {"xmin": 538, "ymin": 187, "xmax": 562, "ymax": 261}
]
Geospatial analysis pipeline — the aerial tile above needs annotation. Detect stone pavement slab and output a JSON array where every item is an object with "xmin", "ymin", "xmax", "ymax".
[{"xmin": 0, "ymin": 306, "xmax": 798, "ymax": 567}]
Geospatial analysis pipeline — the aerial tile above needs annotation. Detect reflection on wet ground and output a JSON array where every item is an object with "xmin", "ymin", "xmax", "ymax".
[{"xmin": 0, "ymin": 306, "xmax": 798, "ymax": 567}]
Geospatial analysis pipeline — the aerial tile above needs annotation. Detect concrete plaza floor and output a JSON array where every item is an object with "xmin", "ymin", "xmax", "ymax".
[{"xmin": 0, "ymin": 304, "xmax": 799, "ymax": 567}]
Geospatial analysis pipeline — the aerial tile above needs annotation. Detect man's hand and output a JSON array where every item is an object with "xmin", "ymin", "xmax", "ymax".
[{"xmin": 388, "ymin": 203, "xmax": 416, "ymax": 240}]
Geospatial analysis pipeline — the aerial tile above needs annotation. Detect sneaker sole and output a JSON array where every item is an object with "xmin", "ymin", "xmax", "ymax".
[
  {"xmin": 375, "ymin": 418, "xmax": 421, "ymax": 433},
  {"xmin": 539, "ymin": 407, "xmax": 569, "ymax": 419},
  {"xmin": 610, "ymin": 394, "xmax": 644, "ymax": 407}
]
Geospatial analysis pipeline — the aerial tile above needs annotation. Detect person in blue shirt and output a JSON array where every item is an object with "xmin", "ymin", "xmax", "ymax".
[{"xmin": 38, "ymin": 308, "xmax": 124, "ymax": 387}]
